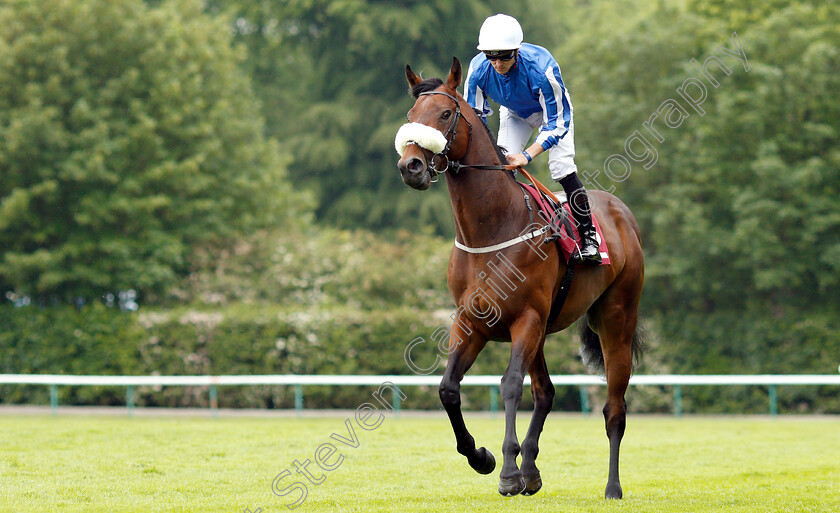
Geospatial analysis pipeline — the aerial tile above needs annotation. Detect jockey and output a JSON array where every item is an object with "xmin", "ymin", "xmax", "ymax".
[{"xmin": 464, "ymin": 13, "xmax": 601, "ymax": 264}]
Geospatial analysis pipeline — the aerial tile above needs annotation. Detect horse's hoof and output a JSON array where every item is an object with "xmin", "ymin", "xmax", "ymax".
[
  {"xmin": 605, "ymin": 483, "xmax": 623, "ymax": 499},
  {"xmin": 471, "ymin": 447, "xmax": 496, "ymax": 475},
  {"xmin": 498, "ymin": 475, "xmax": 526, "ymax": 497},
  {"xmin": 521, "ymin": 472, "xmax": 542, "ymax": 496}
]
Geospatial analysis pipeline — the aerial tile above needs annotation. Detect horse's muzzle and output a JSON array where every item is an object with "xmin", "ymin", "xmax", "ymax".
[{"xmin": 398, "ymin": 154, "xmax": 432, "ymax": 190}]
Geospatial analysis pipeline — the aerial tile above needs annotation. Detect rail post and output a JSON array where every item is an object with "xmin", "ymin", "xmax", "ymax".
[
  {"xmin": 490, "ymin": 385, "xmax": 499, "ymax": 418},
  {"xmin": 768, "ymin": 384, "xmax": 778, "ymax": 416},
  {"xmin": 579, "ymin": 386, "xmax": 590, "ymax": 415},
  {"xmin": 210, "ymin": 385, "xmax": 218, "ymax": 418},
  {"xmin": 294, "ymin": 384, "xmax": 303, "ymax": 417},
  {"xmin": 673, "ymin": 385, "xmax": 683, "ymax": 417},
  {"xmin": 50, "ymin": 384, "xmax": 58, "ymax": 416},
  {"xmin": 392, "ymin": 388, "xmax": 401, "ymax": 417},
  {"xmin": 126, "ymin": 385, "xmax": 135, "ymax": 418}
]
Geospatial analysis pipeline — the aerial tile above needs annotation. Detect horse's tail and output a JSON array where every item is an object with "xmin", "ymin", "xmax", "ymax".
[
  {"xmin": 578, "ymin": 313, "xmax": 646, "ymax": 375},
  {"xmin": 578, "ymin": 315, "xmax": 604, "ymax": 373}
]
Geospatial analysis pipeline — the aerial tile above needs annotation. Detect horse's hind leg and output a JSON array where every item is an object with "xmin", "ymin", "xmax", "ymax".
[
  {"xmin": 602, "ymin": 343, "xmax": 631, "ymax": 500},
  {"xmin": 592, "ymin": 290, "xmax": 640, "ymax": 499},
  {"xmin": 518, "ymin": 349, "xmax": 554, "ymax": 496},
  {"xmin": 439, "ymin": 319, "xmax": 495, "ymax": 475}
]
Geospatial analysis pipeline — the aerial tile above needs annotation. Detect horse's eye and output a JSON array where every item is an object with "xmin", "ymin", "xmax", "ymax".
[{"xmin": 442, "ymin": 110, "xmax": 452, "ymax": 120}]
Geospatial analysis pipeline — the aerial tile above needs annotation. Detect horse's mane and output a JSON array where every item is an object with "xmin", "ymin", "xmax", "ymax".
[
  {"xmin": 409, "ymin": 77, "xmax": 444, "ymax": 98},
  {"xmin": 409, "ymin": 77, "xmax": 511, "ymax": 174},
  {"xmin": 474, "ymin": 111, "xmax": 510, "ymax": 168}
]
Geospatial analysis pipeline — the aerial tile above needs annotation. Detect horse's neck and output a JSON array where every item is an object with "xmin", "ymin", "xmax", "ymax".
[{"xmin": 445, "ymin": 144, "xmax": 525, "ymax": 248}]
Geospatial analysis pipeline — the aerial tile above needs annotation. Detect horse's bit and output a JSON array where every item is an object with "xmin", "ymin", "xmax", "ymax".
[
  {"xmin": 408, "ymin": 91, "xmax": 524, "ymax": 182},
  {"xmin": 407, "ymin": 91, "xmax": 473, "ymax": 181}
]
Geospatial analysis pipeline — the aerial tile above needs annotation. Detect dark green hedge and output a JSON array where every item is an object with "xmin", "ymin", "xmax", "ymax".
[
  {"xmin": 0, "ymin": 304, "xmax": 590, "ymax": 411},
  {"xmin": 2, "ymin": 304, "xmax": 838, "ymax": 413},
  {"xmin": 652, "ymin": 309, "xmax": 840, "ymax": 414},
  {"xmin": 0, "ymin": 303, "xmax": 142, "ymax": 405}
]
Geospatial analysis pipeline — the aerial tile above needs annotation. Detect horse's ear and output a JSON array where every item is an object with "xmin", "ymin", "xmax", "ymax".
[
  {"xmin": 445, "ymin": 57, "xmax": 462, "ymax": 89},
  {"xmin": 405, "ymin": 65, "xmax": 421, "ymax": 88}
]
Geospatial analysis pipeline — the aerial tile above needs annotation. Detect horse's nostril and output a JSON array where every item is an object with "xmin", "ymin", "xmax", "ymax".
[{"xmin": 407, "ymin": 158, "xmax": 424, "ymax": 174}]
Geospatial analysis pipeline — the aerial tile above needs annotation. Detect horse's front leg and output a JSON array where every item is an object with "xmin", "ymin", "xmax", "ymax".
[
  {"xmin": 439, "ymin": 318, "xmax": 494, "ymax": 475},
  {"xmin": 518, "ymin": 350, "xmax": 554, "ymax": 495},
  {"xmin": 498, "ymin": 310, "xmax": 545, "ymax": 496}
]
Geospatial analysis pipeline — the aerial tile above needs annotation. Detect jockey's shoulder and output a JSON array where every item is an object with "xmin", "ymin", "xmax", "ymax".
[{"xmin": 517, "ymin": 43, "xmax": 558, "ymax": 68}]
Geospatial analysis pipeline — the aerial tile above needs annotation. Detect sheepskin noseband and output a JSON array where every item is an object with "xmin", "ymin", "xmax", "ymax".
[{"xmin": 395, "ymin": 122, "xmax": 447, "ymax": 157}]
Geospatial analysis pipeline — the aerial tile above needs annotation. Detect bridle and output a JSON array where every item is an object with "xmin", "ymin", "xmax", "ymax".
[
  {"xmin": 408, "ymin": 90, "xmax": 521, "ymax": 183},
  {"xmin": 404, "ymin": 88, "xmax": 573, "ymax": 267},
  {"xmin": 406, "ymin": 90, "xmax": 473, "ymax": 181}
]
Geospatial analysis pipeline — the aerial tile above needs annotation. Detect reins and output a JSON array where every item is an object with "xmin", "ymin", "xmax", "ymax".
[
  {"xmin": 411, "ymin": 90, "xmax": 471, "ymax": 179},
  {"xmin": 410, "ymin": 87, "xmax": 577, "ymax": 331},
  {"xmin": 412, "ymin": 90, "xmax": 562, "ymax": 205}
]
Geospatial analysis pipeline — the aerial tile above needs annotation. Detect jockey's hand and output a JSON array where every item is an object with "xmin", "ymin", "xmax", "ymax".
[{"xmin": 506, "ymin": 153, "xmax": 529, "ymax": 167}]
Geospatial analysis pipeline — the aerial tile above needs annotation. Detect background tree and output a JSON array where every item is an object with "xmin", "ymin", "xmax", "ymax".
[
  {"xmin": 0, "ymin": 0, "xmax": 310, "ymax": 303},
  {"xmin": 554, "ymin": 1, "xmax": 840, "ymax": 405},
  {"xmin": 2, "ymin": 0, "xmax": 838, "ymax": 413},
  {"xmin": 208, "ymin": 0, "xmax": 566, "ymax": 235}
]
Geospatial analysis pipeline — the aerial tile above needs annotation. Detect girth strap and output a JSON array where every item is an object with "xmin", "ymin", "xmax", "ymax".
[{"xmin": 546, "ymin": 260, "xmax": 576, "ymax": 331}]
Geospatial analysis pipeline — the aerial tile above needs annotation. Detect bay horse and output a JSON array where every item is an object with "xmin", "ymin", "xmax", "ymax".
[{"xmin": 396, "ymin": 58, "xmax": 644, "ymax": 499}]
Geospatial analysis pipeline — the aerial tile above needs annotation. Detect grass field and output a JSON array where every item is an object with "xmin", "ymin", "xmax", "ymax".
[{"xmin": 1, "ymin": 410, "xmax": 838, "ymax": 512}]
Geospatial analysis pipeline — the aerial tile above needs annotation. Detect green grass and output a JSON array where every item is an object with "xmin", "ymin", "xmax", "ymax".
[{"xmin": 1, "ymin": 412, "xmax": 838, "ymax": 512}]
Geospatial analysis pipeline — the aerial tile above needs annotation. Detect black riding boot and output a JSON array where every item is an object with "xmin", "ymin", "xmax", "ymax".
[{"xmin": 546, "ymin": 174, "xmax": 602, "ymax": 264}]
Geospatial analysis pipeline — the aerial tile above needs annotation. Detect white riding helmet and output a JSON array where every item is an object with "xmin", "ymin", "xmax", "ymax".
[{"xmin": 477, "ymin": 14, "xmax": 523, "ymax": 51}]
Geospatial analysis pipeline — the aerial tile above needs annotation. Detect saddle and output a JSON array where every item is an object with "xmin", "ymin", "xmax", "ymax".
[{"xmin": 516, "ymin": 170, "xmax": 610, "ymax": 266}]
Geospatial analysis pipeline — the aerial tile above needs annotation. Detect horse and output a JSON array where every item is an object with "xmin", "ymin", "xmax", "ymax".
[{"xmin": 395, "ymin": 57, "xmax": 645, "ymax": 499}]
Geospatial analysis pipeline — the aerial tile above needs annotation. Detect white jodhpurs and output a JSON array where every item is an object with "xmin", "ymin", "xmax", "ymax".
[{"xmin": 497, "ymin": 106, "xmax": 578, "ymax": 181}]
